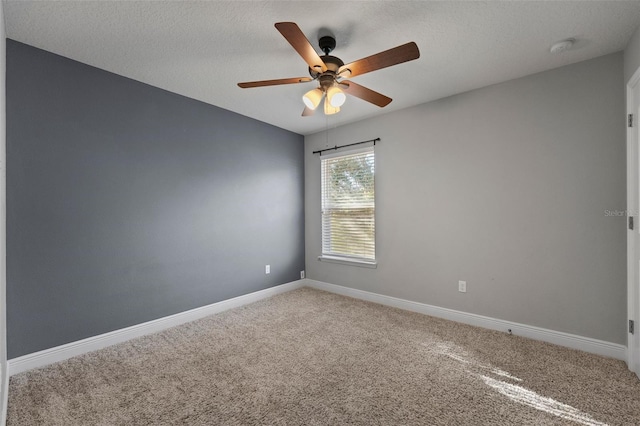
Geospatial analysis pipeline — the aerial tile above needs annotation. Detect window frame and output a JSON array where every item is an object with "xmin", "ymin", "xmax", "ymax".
[{"xmin": 318, "ymin": 146, "xmax": 377, "ymax": 269}]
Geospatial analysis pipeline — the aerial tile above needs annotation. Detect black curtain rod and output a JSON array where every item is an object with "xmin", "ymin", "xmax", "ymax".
[{"xmin": 313, "ymin": 138, "xmax": 380, "ymax": 156}]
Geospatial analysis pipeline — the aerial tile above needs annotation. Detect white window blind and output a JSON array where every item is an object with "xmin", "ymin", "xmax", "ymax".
[{"xmin": 321, "ymin": 147, "xmax": 375, "ymax": 261}]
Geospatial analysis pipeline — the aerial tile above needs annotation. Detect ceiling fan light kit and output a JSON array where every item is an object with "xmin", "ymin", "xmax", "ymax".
[
  {"xmin": 303, "ymin": 88, "xmax": 324, "ymax": 110},
  {"xmin": 327, "ymin": 86, "xmax": 346, "ymax": 108},
  {"xmin": 238, "ymin": 22, "xmax": 420, "ymax": 117},
  {"xmin": 324, "ymin": 102, "xmax": 340, "ymax": 116},
  {"xmin": 303, "ymin": 84, "xmax": 345, "ymax": 113}
]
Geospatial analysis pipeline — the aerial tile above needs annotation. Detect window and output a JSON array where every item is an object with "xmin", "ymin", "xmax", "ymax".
[{"xmin": 320, "ymin": 147, "xmax": 376, "ymax": 266}]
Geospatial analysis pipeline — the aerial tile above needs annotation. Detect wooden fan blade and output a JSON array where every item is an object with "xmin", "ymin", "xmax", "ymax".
[
  {"xmin": 302, "ymin": 106, "xmax": 315, "ymax": 117},
  {"xmin": 275, "ymin": 22, "xmax": 327, "ymax": 73},
  {"xmin": 338, "ymin": 42, "xmax": 420, "ymax": 78},
  {"xmin": 339, "ymin": 81, "xmax": 392, "ymax": 107},
  {"xmin": 238, "ymin": 77, "xmax": 312, "ymax": 88}
]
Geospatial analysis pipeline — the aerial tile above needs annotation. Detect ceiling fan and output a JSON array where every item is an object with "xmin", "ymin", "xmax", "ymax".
[{"xmin": 237, "ymin": 22, "xmax": 420, "ymax": 116}]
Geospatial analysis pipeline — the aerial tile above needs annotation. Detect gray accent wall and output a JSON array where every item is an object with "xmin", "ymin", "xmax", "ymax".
[
  {"xmin": 305, "ymin": 53, "xmax": 626, "ymax": 344},
  {"xmin": 7, "ymin": 40, "xmax": 304, "ymax": 358}
]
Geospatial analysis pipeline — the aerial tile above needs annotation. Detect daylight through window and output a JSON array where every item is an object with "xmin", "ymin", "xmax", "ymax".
[{"xmin": 321, "ymin": 147, "xmax": 375, "ymax": 261}]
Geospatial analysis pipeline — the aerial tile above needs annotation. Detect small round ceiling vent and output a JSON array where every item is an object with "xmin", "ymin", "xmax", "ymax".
[{"xmin": 550, "ymin": 39, "xmax": 575, "ymax": 54}]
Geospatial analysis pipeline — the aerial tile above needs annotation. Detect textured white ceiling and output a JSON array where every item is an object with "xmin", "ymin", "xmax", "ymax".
[{"xmin": 5, "ymin": 1, "xmax": 640, "ymax": 135}]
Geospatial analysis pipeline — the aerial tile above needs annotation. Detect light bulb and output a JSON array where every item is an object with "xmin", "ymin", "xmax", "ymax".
[
  {"xmin": 327, "ymin": 86, "xmax": 346, "ymax": 108},
  {"xmin": 302, "ymin": 88, "xmax": 323, "ymax": 110}
]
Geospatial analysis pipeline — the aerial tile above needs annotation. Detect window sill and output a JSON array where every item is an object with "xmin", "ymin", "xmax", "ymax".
[{"xmin": 317, "ymin": 255, "xmax": 378, "ymax": 269}]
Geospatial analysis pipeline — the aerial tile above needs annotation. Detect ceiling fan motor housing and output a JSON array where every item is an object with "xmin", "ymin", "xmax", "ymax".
[{"xmin": 309, "ymin": 55, "xmax": 344, "ymax": 79}]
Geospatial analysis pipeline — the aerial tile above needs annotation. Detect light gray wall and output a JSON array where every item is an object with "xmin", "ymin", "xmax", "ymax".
[
  {"xmin": 7, "ymin": 40, "xmax": 304, "ymax": 358},
  {"xmin": 625, "ymin": 25, "xmax": 640, "ymax": 84},
  {"xmin": 305, "ymin": 53, "xmax": 626, "ymax": 344}
]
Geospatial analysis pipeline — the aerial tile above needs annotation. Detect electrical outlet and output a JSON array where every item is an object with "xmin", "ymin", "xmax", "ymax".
[
  {"xmin": 300, "ymin": 270, "xmax": 305, "ymax": 279},
  {"xmin": 458, "ymin": 280, "xmax": 467, "ymax": 293},
  {"xmin": 265, "ymin": 265, "xmax": 270, "ymax": 274}
]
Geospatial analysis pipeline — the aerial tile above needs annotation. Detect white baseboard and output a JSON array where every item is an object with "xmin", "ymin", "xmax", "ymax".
[
  {"xmin": 304, "ymin": 279, "xmax": 627, "ymax": 361},
  {"xmin": 8, "ymin": 280, "xmax": 305, "ymax": 376},
  {"xmin": 7, "ymin": 278, "xmax": 627, "ymax": 378}
]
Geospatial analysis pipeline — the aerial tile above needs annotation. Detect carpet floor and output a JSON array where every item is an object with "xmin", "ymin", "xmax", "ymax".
[{"xmin": 7, "ymin": 287, "xmax": 640, "ymax": 425}]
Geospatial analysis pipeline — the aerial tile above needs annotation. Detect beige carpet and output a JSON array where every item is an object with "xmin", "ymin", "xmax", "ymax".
[{"xmin": 7, "ymin": 287, "xmax": 640, "ymax": 425}]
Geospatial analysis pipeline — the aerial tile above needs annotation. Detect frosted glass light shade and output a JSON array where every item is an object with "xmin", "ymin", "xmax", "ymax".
[
  {"xmin": 324, "ymin": 98, "xmax": 340, "ymax": 115},
  {"xmin": 327, "ymin": 86, "xmax": 346, "ymax": 107},
  {"xmin": 303, "ymin": 88, "xmax": 323, "ymax": 110}
]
